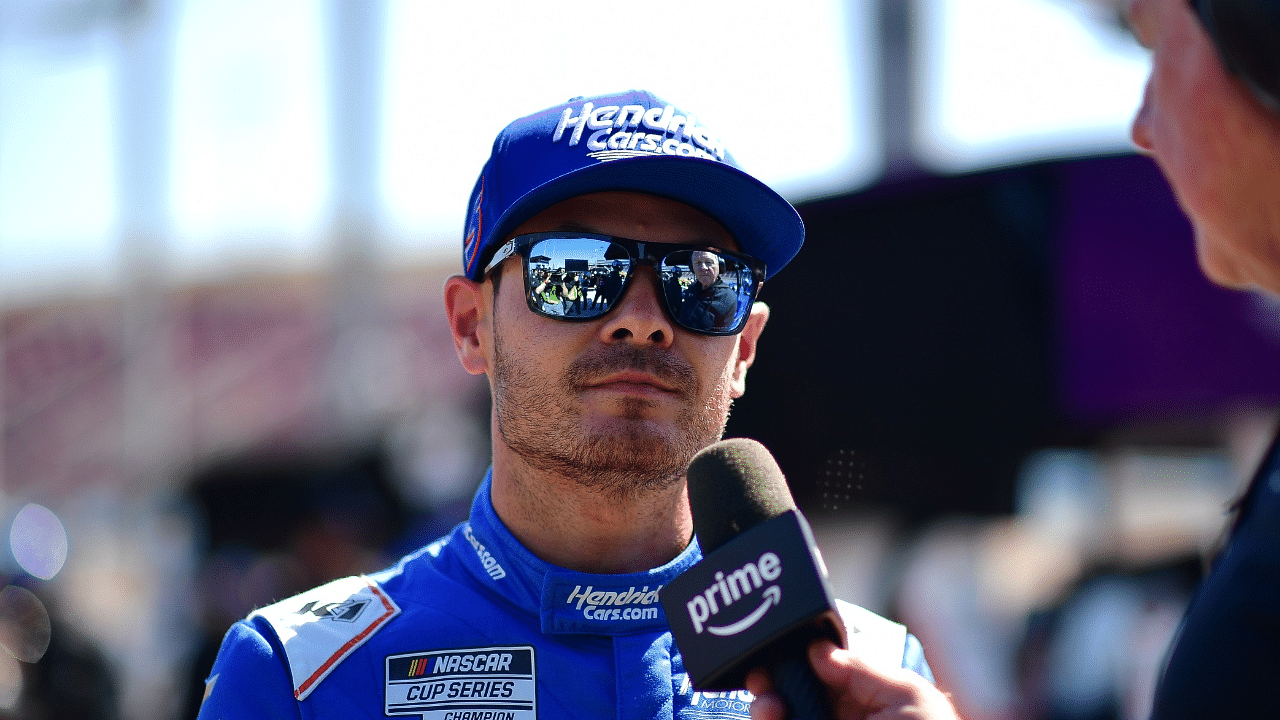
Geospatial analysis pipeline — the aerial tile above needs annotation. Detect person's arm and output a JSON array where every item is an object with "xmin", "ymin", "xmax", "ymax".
[
  {"xmin": 745, "ymin": 639, "xmax": 961, "ymax": 720},
  {"xmin": 709, "ymin": 284, "xmax": 739, "ymax": 327},
  {"xmin": 196, "ymin": 619, "xmax": 303, "ymax": 720}
]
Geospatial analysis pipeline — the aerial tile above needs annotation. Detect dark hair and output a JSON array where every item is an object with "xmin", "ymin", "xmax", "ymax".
[{"xmin": 488, "ymin": 266, "xmax": 504, "ymax": 297}]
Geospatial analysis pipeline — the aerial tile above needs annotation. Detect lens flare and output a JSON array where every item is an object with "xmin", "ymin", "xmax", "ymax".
[
  {"xmin": 0, "ymin": 586, "xmax": 51, "ymax": 664},
  {"xmin": 10, "ymin": 504, "xmax": 68, "ymax": 581},
  {"xmin": 0, "ymin": 653, "xmax": 20, "ymax": 711}
]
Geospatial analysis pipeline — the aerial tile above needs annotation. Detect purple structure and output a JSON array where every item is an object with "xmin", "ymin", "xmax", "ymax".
[{"xmin": 1057, "ymin": 154, "xmax": 1280, "ymax": 423}]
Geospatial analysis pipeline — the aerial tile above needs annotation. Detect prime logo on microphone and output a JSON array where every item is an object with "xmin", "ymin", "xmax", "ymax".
[
  {"xmin": 661, "ymin": 510, "xmax": 845, "ymax": 690},
  {"xmin": 685, "ymin": 551, "xmax": 781, "ymax": 635}
]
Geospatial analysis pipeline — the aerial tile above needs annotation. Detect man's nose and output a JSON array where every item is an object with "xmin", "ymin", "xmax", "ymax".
[{"xmin": 597, "ymin": 266, "xmax": 675, "ymax": 347}]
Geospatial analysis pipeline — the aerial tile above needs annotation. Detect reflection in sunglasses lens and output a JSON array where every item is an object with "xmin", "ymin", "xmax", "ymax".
[
  {"xmin": 527, "ymin": 238, "xmax": 620, "ymax": 319},
  {"xmin": 524, "ymin": 237, "xmax": 754, "ymax": 334}
]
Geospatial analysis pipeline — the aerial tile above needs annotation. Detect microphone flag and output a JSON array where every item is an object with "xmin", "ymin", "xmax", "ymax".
[{"xmin": 660, "ymin": 509, "xmax": 845, "ymax": 690}]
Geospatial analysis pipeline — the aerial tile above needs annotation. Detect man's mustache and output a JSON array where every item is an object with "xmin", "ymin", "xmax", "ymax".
[{"xmin": 565, "ymin": 345, "xmax": 698, "ymax": 396}]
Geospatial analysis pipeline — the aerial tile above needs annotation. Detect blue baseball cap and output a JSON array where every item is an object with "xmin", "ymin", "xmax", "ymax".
[{"xmin": 461, "ymin": 90, "xmax": 804, "ymax": 281}]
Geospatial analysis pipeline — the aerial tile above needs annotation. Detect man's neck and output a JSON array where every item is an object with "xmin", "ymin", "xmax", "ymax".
[{"xmin": 488, "ymin": 451, "xmax": 694, "ymax": 575}]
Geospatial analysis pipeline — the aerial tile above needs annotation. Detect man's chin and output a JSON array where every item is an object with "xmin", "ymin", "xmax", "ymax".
[
  {"xmin": 579, "ymin": 417, "xmax": 677, "ymax": 451},
  {"xmin": 561, "ymin": 432, "xmax": 692, "ymax": 496},
  {"xmin": 1194, "ymin": 228, "xmax": 1257, "ymax": 290},
  {"xmin": 577, "ymin": 414, "xmax": 715, "ymax": 468}
]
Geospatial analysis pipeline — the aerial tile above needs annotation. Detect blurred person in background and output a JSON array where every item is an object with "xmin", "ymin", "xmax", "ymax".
[
  {"xmin": 1124, "ymin": 0, "xmax": 1280, "ymax": 717},
  {"xmin": 194, "ymin": 90, "xmax": 944, "ymax": 720},
  {"xmin": 16, "ymin": 617, "xmax": 120, "ymax": 720},
  {"xmin": 0, "ymin": 584, "xmax": 119, "ymax": 720}
]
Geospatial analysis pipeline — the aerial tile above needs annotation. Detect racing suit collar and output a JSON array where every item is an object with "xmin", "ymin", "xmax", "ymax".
[{"xmin": 464, "ymin": 469, "xmax": 703, "ymax": 635}]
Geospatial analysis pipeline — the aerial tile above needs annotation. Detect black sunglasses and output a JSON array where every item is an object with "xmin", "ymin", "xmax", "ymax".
[{"xmin": 483, "ymin": 232, "xmax": 767, "ymax": 336}]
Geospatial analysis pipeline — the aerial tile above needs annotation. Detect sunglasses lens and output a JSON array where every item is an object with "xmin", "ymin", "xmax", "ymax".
[
  {"xmin": 659, "ymin": 250, "xmax": 756, "ymax": 334},
  {"xmin": 524, "ymin": 237, "xmax": 628, "ymax": 319},
  {"xmin": 520, "ymin": 235, "xmax": 758, "ymax": 335}
]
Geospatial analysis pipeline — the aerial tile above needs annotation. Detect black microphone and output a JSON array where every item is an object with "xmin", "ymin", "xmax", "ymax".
[{"xmin": 660, "ymin": 438, "xmax": 845, "ymax": 720}]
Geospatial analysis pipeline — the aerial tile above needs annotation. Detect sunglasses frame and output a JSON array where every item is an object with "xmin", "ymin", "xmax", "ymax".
[{"xmin": 483, "ymin": 231, "xmax": 767, "ymax": 336}]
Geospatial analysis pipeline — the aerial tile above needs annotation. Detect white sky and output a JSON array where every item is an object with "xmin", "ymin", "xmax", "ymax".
[{"xmin": 0, "ymin": 0, "xmax": 1149, "ymax": 300}]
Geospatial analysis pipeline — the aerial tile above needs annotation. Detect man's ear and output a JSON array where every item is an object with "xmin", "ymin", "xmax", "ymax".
[
  {"xmin": 728, "ymin": 301, "xmax": 770, "ymax": 398},
  {"xmin": 443, "ymin": 275, "xmax": 490, "ymax": 376}
]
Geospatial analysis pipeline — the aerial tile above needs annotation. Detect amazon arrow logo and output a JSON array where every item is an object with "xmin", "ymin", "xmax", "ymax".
[
  {"xmin": 707, "ymin": 586, "xmax": 782, "ymax": 636},
  {"xmin": 686, "ymin": 552, "xmax": 783, "ymax": 635}
]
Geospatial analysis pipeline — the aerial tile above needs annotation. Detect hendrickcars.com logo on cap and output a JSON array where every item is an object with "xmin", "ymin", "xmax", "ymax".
[{"xmin": 552, "ymin": 100, "xmax": 727, "ymax": 163}]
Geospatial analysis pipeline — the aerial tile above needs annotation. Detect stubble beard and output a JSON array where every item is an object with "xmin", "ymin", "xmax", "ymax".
[{"xmin": 491, "ymin": 327, "xmax": 733, "ymax": 500}]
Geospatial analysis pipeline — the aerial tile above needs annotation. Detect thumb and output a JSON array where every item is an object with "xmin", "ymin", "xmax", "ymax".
[
  {"xmin": 807, "ymin": 640, "xmax": 960, "ymax": 720},
  {"xmin": 808, "ymin": 640, "xmax": 913, "ymax": 707}
]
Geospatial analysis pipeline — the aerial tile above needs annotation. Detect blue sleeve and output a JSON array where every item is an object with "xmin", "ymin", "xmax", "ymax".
[
  {"xmin": 196, "ymin": 619, "xmax": 303, "ymax": 720},
  {"xmin": 901, "ymin": 632, "xmax": 936, "ymax": 684}
]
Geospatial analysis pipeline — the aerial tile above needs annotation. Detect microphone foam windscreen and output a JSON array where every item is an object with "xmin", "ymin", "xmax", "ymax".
[{"xmin": 686, "ymin": 438, "xmax": 798, "ymax": 554}]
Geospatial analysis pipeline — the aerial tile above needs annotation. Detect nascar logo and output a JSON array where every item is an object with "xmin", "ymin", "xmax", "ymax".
[{"xmin": 385, "ymin": 646, "xmax": 536, "ymax": 720}]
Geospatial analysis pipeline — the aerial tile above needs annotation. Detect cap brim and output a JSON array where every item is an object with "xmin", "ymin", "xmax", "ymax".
[{"xmin": 478, "ymin": 155, "xmax": 803, "ymax": 281}]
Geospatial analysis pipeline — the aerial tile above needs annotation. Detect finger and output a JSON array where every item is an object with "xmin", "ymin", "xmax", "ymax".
[
  {"xmin": 744, "ymin": 667, "xmax": 774, "ymax": 697},
  {"xmin": 808, "ymin": 641, "xmax": 918, "ymax": 710},
  {"xmin": 808, "ymin": 640, "xmax": 961, "ymax": 720},
  {"xmin": 809, "ymin": 639, "xmax": 910, "ymax": 689},
  {"xmin": 747, "ymin": 688, "xmax": 787, "ymax": 720},
  {"xmin": 808, "ymin": 639, "xmax": 865, "ymax": 686},
  {"xmin": 745, "ymin": 667, "xmax": 785, "ymax": 720}
]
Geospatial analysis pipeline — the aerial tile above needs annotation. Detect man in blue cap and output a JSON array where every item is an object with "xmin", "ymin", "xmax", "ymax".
[{"xmin": 196, "ymin": 91, "xmax": 939, "ymax": 720}]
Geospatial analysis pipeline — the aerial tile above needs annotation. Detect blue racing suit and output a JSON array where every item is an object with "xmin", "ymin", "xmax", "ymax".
[{"xmin": 197, "ymin": 471, "xmax": 934, "ymax": 720}]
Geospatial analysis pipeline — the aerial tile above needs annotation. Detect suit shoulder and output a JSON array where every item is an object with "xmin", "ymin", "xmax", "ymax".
[
  {"xmin": 834, "ymin": 600, "xmax": 934, "ymax": 681},
  {"xmin": 198, "ymin": 620, "xmax": 299, "ymax": 719},
  {"xmin": 835, "ymin": 599, "xmax": 907, "ymax": 668},
  {"xmin": 250, "ymin": 575, "xmax": 401, "ymax": 700}
]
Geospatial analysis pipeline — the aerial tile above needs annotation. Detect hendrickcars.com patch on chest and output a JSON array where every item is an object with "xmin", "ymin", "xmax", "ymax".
[{"xmin": 385, "ymin": 645, "xmax": 536, "ymax": 720}]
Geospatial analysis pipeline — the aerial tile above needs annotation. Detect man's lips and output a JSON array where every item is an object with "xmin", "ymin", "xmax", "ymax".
[
  {"xmin": 565, "ymin": 345, "xmax": 698, "ymax": 399},
  {"xmin": 585, "ymin": 371, "xmax": 678, "ymax": 394}
]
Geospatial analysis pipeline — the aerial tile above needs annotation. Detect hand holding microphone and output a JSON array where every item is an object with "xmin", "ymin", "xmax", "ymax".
[
  {"xmin": 745, "ymin": 641, "xmax": 961, "ymax": 720},
  {"xmin": 662, "ymin": 438, "xmax": 960, "ymax": 720},
  {"xmin": 662, "ymin": 438, "xmax": 844, "ymax": 720}
]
